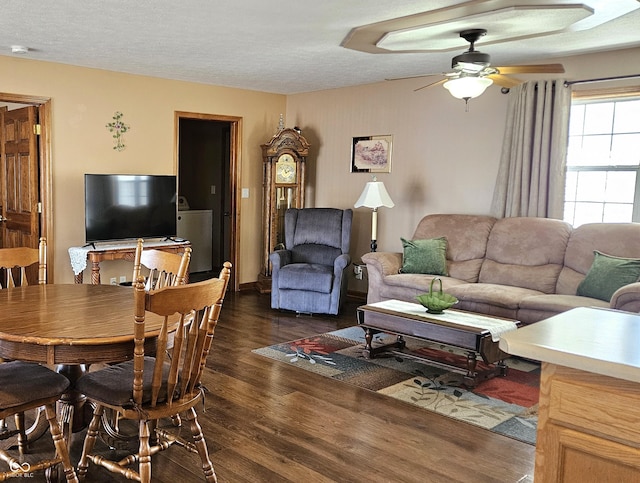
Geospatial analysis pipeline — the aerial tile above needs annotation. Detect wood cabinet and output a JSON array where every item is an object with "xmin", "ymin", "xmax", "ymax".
[
  {"xmin": 536, "ymin": 363, "xmax": 640, "ymax": 482},
  {"xmin": 499, "ymin": 307, "xmax": 640, "ymax": 482}
]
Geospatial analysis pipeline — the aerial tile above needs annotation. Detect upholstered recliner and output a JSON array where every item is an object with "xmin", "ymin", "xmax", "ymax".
[{"xmin": 270, "ymin": 208, "xmax": 353, "ymax": 315}]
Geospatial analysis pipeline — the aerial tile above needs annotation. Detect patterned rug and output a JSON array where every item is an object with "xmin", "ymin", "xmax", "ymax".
[{"xmin": 252, "ymin": 326, "xmax": 539, "ymax": 445}]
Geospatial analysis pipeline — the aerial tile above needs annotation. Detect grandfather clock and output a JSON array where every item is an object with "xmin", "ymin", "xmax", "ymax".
[{"xmin": 257, "ymin": 127, "xmax": 309, "ymax": 293}]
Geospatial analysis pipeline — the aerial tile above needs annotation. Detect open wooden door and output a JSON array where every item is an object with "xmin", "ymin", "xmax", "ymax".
[{"xmin": 0, "ymin": 105, "xmax": 40, "ymax": 251}]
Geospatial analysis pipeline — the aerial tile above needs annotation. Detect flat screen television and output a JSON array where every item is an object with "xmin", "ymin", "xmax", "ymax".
[{"xmin": 84, "ymin": 174, "xmax": 177, "ymax": 243}]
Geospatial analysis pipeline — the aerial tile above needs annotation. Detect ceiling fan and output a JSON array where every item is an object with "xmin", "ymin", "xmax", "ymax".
[{"xmin": 409, "ymin": 29, "xmax": 565, "ymax": 104}]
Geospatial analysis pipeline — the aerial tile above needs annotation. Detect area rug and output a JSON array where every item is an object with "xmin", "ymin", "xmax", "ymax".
[{"xmin": 252, "ymin": 326, "xmax": 539, "ymax": 445}]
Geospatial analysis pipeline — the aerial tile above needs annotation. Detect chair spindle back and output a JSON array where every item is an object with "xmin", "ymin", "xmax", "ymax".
[
  {"xmin": 132, "ymin": 238, "xmax": 191, "ymax": 290},
  {"xmin": 0, "ymin": 237, "xmax": 46, "ymax": 289},
  {"xmin": 133, "ymin": 261, "xmax": 231, "ymax": 407}
]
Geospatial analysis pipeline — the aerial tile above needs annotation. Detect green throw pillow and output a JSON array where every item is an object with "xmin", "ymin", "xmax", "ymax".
[
  {"xmin": 577, "ymin": 250, "xmax": 640, "ymax": 302},
  {"xmin": 399, "ymin": 237, "xmax": 448, "ymax": 275}
]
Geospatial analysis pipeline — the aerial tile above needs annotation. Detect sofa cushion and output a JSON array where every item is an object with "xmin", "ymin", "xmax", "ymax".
[
  {"xmin": 399, "ymin": 237, "xmax": 448, "ymax": 275},
  {"xmin": 480, "ymin": 217, "xmax": 571, "ymax": 293},
  {"xmin": 447, "ymin": 283, "xmax": 544, "ymax": 310},
  {"xmin": 519, "ymin": 293, "xmax": 608, "ymax": 312},
  {"xmin": 516, "ymin": 294, "xmax": 609, "ymax": 324},
  {"xmin": 383, "ymin": 273, "xmax": 465, "ymax": 292},
  {"xmin": 411, "ymin": 214, "xmax": 496, "ymax": 282},
  {"xmin": 576, "ymin": 251, "xmax": 640, "ymax": 301},
  {"xmin": 518, "ymin": 294, "xmax": 609, "ymax": 324},
  {"xmin": 558, "ymin": 223, "xmax": 640, "ymax": 295}
]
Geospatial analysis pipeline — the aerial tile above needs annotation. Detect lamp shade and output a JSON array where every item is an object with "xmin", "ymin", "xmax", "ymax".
[
  {"xmin": 443, "ymin": 76, "xmax": 493, "ymax": 99},
  {"xmin": 354, "ymin": 181, "xmax": 394, "ymax": 209}
]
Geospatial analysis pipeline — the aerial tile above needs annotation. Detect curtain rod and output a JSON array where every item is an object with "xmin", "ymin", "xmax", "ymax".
[{"xmin": 565, "ymin": 73, "xmax": 640, "ymax": 87}]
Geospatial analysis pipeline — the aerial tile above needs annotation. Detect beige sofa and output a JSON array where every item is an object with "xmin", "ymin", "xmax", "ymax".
[{"xmin": 362, "ymin": 214, "xmax": 640, "ymax": 325}]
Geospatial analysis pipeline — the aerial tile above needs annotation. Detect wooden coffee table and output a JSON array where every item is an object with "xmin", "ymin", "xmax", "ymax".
[{"xmin": 356, "ymin": 300, "xmax": 520, "ymax": 387}]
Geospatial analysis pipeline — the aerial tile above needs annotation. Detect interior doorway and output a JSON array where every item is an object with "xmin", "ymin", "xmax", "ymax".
[
  {"xmin": 0, "ymin": 93, "xmax": 53, "ymax": 279},
  {"xmin": 175, "ymin": 112, "xmax": 241, "ymax": 291}
]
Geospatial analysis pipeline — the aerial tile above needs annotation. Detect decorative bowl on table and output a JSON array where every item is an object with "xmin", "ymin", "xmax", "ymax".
[{"xmin": 416, "ymin": 277, "xmax": 458, "ymax": 314}]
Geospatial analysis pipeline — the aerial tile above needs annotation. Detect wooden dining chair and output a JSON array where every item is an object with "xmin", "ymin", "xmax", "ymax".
[
  {"xmin": 0, "ymin": 237, "xmax": 47, "ymax": 289},
  {"xmin": 0, "ymin": 361, "xmax": 78, "ymax": 482},
  {"xmin": 132, "ymin": 238, "xmax": 191, "ymax": 290},
  {"xmin": 76, "ymin": 262, "xmax": 232, "ymax": 483},
  {"xmin": 0, "ymin": 238, "xmax": 49, "ymax": 451},
  {"xmin": 98, "ymin": 239, "xmax": 192, "ymax": 439}
]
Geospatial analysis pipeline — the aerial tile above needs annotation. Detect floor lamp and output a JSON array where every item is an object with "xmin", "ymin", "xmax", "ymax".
[{"xmin": 354, "ymin": 177, "xmax": 394, "ymax": 252}]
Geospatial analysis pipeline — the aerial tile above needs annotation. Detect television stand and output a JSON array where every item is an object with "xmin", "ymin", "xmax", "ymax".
[{"xmin": 69, "ymin": 239, "xmax": 191, "ymax": 285}]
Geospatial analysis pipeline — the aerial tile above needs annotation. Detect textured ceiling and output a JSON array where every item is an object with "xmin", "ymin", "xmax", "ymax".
[{"xmin": 1, "ymin": 0, "xmax": 640, "ymax": 95}]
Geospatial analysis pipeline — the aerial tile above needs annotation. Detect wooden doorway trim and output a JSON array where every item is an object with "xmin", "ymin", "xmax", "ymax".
[
  {"xmin": 174, "ymin": 111, "xmax": 242, "ymax": 291},
  {"xmin": 0, "ymin": 92, "xmax": 53, "ymax": 280}
]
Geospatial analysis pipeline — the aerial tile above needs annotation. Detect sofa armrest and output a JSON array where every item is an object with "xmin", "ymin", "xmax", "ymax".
[
  {"xmin": 361, "ymin": 251, "xmax": 402, "ymax": 303},
  {"xmin": 361, "ymin": 251, "xmax": 403, "ymax": 276},
  {"xmin": 610, "ymin": 282, "xmax": 640, "ymax": 313}
]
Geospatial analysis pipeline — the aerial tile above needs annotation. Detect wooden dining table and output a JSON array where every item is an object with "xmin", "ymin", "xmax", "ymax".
[{"xmin": 0, "ymin": 283, "xmax": 176, "ymax": 435}]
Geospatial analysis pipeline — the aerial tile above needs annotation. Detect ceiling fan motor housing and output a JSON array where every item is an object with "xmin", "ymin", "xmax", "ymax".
[
  {"xmin": 451, "ymin": 50, "xmax": 491, "ymax": 70},
  {"xmin": 452, "ymin": 28, "xmax": 490, "ymax": 71}
]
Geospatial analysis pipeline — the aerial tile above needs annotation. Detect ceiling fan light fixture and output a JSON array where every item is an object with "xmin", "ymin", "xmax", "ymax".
[{"xmin": 443, "ymin": 76, "xmax": 493, "ymax": 100}]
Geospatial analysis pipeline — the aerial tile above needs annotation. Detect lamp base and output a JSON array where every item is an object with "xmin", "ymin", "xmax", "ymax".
[{"xmin": 370, "ymin": 239, "xmax": 377, "ymax": 252}]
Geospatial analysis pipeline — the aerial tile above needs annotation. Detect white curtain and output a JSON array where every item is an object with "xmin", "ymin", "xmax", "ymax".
[{"xmin": 491, "ymin": 79, "xmax": 572, "ymax": 219}]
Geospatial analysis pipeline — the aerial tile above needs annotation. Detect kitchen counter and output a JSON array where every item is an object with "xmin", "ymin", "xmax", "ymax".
[{"xmin": 499, "ymin": 307, "xmax": 640, "ymax": 482}]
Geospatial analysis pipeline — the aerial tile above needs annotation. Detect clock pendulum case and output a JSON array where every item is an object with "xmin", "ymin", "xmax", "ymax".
[{"xmin": 257, "ymin": 127, "xmax": 309, "ymax": 293}]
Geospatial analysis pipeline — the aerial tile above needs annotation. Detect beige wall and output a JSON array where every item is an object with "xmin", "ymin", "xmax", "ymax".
[
  {"xmin": 287, "ymin": 47, "xmax": 640, "ymax": 292},
  {"xmin": 2, "ymin": 47, "xmax": 639, "ymax": 291},
  {"xmin": 0, "ymin": 55, "xmax": 285, "ymax": 286}
]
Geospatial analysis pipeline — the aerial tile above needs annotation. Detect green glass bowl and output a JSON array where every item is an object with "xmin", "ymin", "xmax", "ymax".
[{"xmin": 415, "ymin": 292, "xmax": 458, "ymax": 314}]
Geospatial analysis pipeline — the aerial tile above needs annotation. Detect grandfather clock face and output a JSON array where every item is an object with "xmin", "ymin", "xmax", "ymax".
[{"xmin": 275, "ymin": 153, "xmax": 297, "ymax": 184}]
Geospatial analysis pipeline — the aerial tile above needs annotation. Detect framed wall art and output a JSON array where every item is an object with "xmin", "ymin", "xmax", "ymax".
[{"xmin": 350, "ymin": 135, "xmax": 392, "ymax": 173}]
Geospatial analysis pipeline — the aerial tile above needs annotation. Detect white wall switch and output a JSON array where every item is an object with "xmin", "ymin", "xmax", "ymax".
[{"xmin": 242, "ymin": 188, "xmax": 250, "ymax": 198}]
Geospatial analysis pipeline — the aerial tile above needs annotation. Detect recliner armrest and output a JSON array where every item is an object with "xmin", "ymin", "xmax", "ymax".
[
  {"xmin": 269, "ymin": 249, "xmax": 292, "ymax": 270},
  {"xmin": 333, "ymin": 253, "xmax": 351, "ymax": 274}
]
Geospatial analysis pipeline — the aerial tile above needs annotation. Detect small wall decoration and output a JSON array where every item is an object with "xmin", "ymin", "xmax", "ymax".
[
  {"xmin": 106, "ymin": 111, "xmax": 130, "ymax": 151},
  {"xmin": 351, "ymin": 135, "xmax": 392, "ymax": 173}
]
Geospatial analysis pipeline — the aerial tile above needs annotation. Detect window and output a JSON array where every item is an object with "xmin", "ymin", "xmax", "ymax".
[{"xmin": 564, "ymin": 95, "xmax": 640, "ymax": 227}]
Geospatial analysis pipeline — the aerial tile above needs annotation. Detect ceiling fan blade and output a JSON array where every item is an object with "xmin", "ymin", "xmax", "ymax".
[
  {"xmin": 487, "ymin": 74, "xmax": 523, "ymax": 88},
  {"xmin": 414, "ymin": 78, "xmax": 447, "ymax": 92},
  {"xmin": 495, "ymin": 64, "xmax": 565, "ymax": 75},
  {"xmin": 386, "ymin": 72, "xmax": 447, "ymax": 82}
]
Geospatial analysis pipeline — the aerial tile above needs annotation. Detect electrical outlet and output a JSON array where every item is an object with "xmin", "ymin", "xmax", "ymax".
[
  {"xmin": 354, "ymin": 265, "xmax": 363, "ymax": 280},
  {"xmin": 110, "ymin": 277, "xmax": 117, "ymax": 285},
  {"xmin": 120, "ymin": 275, "xmax": 127, "ymax": 283}
]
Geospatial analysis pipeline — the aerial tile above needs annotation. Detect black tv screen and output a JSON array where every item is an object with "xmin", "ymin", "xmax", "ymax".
[{"xmin": 84, "ymin": 174, "xmax": 177, "ymax": 243}]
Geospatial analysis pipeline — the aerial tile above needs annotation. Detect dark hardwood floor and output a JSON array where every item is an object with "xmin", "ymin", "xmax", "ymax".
[{"xmin": 16, "ymin": 291, "xmax": 535, "ymax": 482}]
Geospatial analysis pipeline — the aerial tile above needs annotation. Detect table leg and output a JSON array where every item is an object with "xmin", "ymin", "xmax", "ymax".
[
  {"xmin": 74, "ymin": 272, "xmax": 84, "ymax": 284},
  {"xmin": 497, "ymin": 359, "xmax": 508, "ymax": 376},
  {"xmin": 91, "ymin": 261, "xmax": 101, "ymax": 285},
  {"xmin": 361, "ymin": 326, "xmax": 405, "ymax": 359},
  {"xmin": 464, "ymin": 351, "xmax": 479, "ymax": 388},
  {"xmin": 56, "ymin": 364, "xmax": 88, "ymax": 435},
  {"xmin": 363, "ymin": 328, "xmax": 374, "ymax": 359}
]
